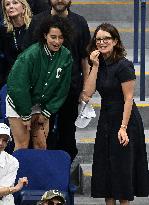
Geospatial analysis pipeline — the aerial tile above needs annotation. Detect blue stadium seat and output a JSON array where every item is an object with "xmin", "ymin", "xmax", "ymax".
[
  {"xmin": 0, "ymin": 84, "xmax": 7, "ymax": 123},
  {"xmin": 12, "ymin": 149, "xmax": 76, "ymax": 205}
]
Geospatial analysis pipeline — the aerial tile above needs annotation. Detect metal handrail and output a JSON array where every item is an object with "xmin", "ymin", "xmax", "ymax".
[
  {"xmin": 140, "ymin": 0, "xmax": 146, "ymax": 101},
  {"xmin": 133, "ymin": 0, "xmax": 139, "ymax": 64},
  {"xmin": 133, "ymin": 0, "xmax": 146, "ymax": 101}
]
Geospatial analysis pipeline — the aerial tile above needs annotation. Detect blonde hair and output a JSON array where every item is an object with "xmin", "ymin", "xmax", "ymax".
[{"xmin": 1, "ymin": 0, "xmax": 32, "ymax": 32}]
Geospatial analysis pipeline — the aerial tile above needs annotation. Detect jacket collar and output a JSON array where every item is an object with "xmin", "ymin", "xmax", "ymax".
[{"xmin": 44, "ymin": 44, "xmax": 52, "ymax": 57}]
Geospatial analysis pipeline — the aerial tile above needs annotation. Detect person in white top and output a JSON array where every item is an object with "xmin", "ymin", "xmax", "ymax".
[{"xmin": 0, "ymin": 123, "xmax": 28, "ymax": 205}]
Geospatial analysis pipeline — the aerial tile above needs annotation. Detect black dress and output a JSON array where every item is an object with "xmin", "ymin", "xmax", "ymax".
[{"xmin": 91, "ymin": 57, "xmax": 149, "ymax": 201}]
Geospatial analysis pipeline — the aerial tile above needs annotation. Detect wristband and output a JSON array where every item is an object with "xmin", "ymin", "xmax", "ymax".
[{"xmin": 121, "ymin": 124, "xmax": 127, "ymax": 129}]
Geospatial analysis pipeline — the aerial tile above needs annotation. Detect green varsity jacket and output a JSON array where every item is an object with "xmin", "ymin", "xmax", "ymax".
[{"xmin": 7, "ymin": 42, "xmax": 73, "ymax": 121}]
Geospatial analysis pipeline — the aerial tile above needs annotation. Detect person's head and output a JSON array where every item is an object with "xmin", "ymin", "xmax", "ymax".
[
  {"xmin": 50, "ymin": 0, "xmax": 71, "ymax": 16},
  {"xmin": 38, "ymin": 15, "xmax": 72, "ymax": 52},
  {"xmin": 0, "ymin": 123, "xmax": 11, "ymax": 152},
  {"xmin": 88, "ymin": 23, "xmax": 126, "ymax": 62},
  {"xmin": 37, "ymin": 190, "xmax": 66, "ymax": 205},
  {"xmin": 1, "ymin": 0, "xmax": 32, "ymax": 32}
]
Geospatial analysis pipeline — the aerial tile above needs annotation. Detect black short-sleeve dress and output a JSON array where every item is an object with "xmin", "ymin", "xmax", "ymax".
[{"xmin": 91, "ymin": 57, "xmax": 149, "ymax": 201}]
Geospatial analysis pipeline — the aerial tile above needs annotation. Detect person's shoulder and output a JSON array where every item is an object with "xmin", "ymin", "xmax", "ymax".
[
  {"xmin": 61, "ymin": 46, "xmax": 73, "ymax": 63},
  {"xmin": 14, "ymin": 43, "xmax": 41, "ymax": 64},
  {"xmin": 69, "ymin": 11, "xmax": 88, "ymax": 23},
  {"xmin": 20, "ymin": 42, "xmax": 41, "ymax": 58},
  {"xmin": 32, "ymin": 10, "xmax": 50, "ymax": 21},
  {"xmin": 116, "ymin": 57, "xmax": 136, "ymax": 80},
  {"xmin": 61, "ymin": 45, "xmax": 71, "ymax": 55},
  {"xmin": 4, "ymin": 151, "xmax": 19, "ymax": 167},
  {"xmin": 61, "ymin": 45, "xmax": 73, "ymax": 60},
  {"xmin": 118, "ymin": 57, "xmax": 133, "ymax": 66}
]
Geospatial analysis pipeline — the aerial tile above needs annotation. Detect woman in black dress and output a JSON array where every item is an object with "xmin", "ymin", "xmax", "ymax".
[{"xmin": 82, "ymin": 23, "xmax": 149, "ymax": 205}]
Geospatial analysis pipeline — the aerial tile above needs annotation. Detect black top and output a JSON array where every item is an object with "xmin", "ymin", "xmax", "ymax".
[
  {"xmin": 96, "ymin": 57, "xmax": 136, "ymax": 103},
  {"xmin": 27, "ymin": 0, "xmax": 50, "ymax": 15},
  {"xmin": 22, "ymin": 10, "xmax": 91, "ymax": 95},
  {"xmin": 0, "ymin": 24, "xmax": 27, "ymax": 88}
]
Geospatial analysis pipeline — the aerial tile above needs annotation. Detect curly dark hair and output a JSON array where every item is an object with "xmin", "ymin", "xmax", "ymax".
[
  {"xmin": 88, "ymin": 23, "xmax": 127, "ymax": 63},
  {"xmin": 37, "ymin": 15, "xmax": 73, "ymax": 47}
]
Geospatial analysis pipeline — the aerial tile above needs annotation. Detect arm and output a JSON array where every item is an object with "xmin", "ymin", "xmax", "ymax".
[
  {"xmin": 0, "ymin": 158, "xmax": 27, "ymax": 196},
  {"xmin": 118, "ymin": 80, "xmax": 135, "ymax": 146},
  {"xmin": 81, "ymin": 50, "xmax": 100, "ymax": 102},
  {"xmin": 7, "ymin": 54, "xmax": 33, "ymax": 120},
  {"xmin": 81, "ymin": 58, "xmax": 90, "ymax": 86},
  {"xmin": 121, "ymin": 80, "xmax": 135, "ymax": 127},
  {"xmin": 0, "ymin": 177, "xmax": 28, "ymax": 197}
]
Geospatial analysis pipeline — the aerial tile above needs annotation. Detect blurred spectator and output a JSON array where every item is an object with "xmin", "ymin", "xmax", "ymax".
[
  {"xmin": 23, "ymin": 0, "xmax": 91, "ymax": 162},
  {"xmin": 37, "ymin": 190, "xmax": 66, "ymax": 205},
  {"xmin": 6, "ymin": 16, "xmax": 73, "ymax": 150},
  {"xmin": 0, "ymin": 0, "xmax": 32, "ymax": 88}
]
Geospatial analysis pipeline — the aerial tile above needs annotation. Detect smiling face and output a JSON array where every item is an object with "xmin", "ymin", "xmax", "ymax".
[
  {"xmin": 95, "ymin": 29, "xmax": 117, "ymax": 58},
  {"xmin": 45, "ymin": 27, "xmax": 64, "ymax": 52},
  {"xmin": 50, "ymin": 0, "xmax": 71, "ymax": 13},
  {"xmin": 4, "ymin": 0, "xmax": 24, "ymax": 18}
]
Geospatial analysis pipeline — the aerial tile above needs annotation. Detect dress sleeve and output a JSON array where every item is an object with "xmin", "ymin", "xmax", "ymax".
[{"xmin": 117, "ymin": 59, "xmax": 136, "ymax": 83}]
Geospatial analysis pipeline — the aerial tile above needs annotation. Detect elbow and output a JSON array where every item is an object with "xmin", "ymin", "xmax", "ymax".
[{"xmin": 124, "ymin": 96, "xmax": 133, "ymax": 104}]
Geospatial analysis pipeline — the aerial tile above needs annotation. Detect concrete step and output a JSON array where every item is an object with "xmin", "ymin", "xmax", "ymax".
[
  {"xmin": 71, "ymin": 1, "xmax": 149, "ymax": 22},
  {"xmin": 89, "ymin": 96, "xmax": 149, "ymax": 129},
  {"xmin": 71, "ymin": 129, "xmax": 149, "ymax": 186},
  {"xmin": 74, "ymin": 195, "xmax": 104, "ymax": 205},
  {"xmin": 74, "ymin": 195, "xmax": 149, "ymax": 205}
]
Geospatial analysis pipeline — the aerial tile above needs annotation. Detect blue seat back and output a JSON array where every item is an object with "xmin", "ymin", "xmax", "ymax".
[
  {"xmin": 12, "ymin": 149, "xmax": 71, "ymax": 192},
  {"xmin": 0, "ymin": 84, "xmax": 7, "ymax": 122}
]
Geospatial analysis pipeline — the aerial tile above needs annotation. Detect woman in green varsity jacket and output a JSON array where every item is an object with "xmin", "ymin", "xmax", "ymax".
[{"xmin": 6, "ymin": 15, "xmax": 73, "ymax": 150}]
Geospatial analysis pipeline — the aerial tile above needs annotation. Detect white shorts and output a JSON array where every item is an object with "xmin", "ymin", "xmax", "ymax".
[{"xmin": 6, "ymin": 96, "xmax": 41, "ymax": 118}]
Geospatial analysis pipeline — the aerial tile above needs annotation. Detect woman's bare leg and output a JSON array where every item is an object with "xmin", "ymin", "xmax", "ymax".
[
  {"xmin": 119, "ymin": 200, "xmax": 129, "ymax": 205},
  {"xmin": 31, "ymin": 114, "xmax": 49, "ymax": 149},
  {"xmin": 105, "ymin": 198, "xmax": 116, "ymax": 205},
  {"xmin": 8, "ymin": 117, "xmax": 30, "ymax": 150}
]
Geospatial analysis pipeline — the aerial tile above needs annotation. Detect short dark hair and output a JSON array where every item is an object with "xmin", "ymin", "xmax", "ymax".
[
  {"xmin": 88, "ymin": 23, "xmax": 126, "ymax": 62},
  {"xmin": 37, "ymin": 15, "xmax": 73, "ymax": 46},
  {"xmin": 0, "ymin": 134, "xmax": 9, "ymax": 142}
]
